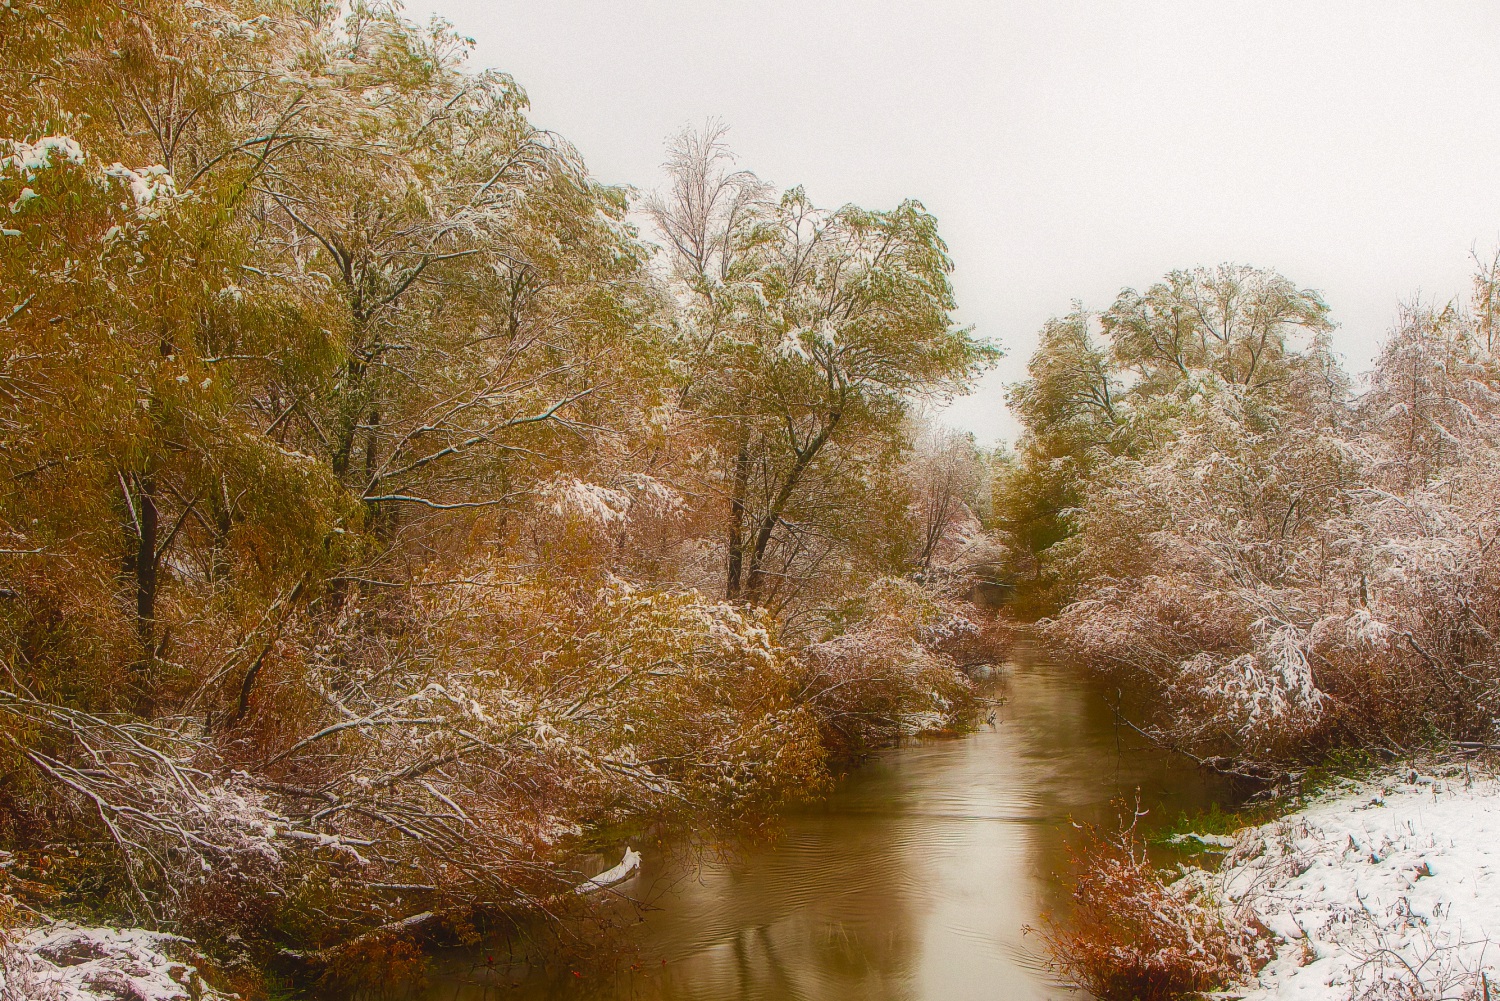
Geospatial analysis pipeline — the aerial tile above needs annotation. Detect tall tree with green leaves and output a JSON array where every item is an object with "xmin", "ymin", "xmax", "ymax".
[
  {"xmin": 997, "ymin": 308, "xmax": 1123, "ymax": 573},
  {"xmin": 998, "ymin": 265, "xmax": 1340, "ymax": 613},
  {"xmin": 651, "ymin": 129, "xmax": 998, "ymax": 607}
]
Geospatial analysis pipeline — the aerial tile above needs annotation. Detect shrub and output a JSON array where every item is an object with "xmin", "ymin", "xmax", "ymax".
[
  {"xmin": 799, "ymin": 577, "xmax": 993, "ymax": 759},
  {"xmin": 1039, "ymin": 805, "xmax": 1269, "ymax": 1001}
]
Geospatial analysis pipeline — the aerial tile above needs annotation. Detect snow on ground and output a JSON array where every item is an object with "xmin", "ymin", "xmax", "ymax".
[
  {"xmin": 1216, "ymin": 766, "xmax": 1500, "ymax": 1000},
  {"xmin": 1, "ymin": 923, "xmax": 233, "ymax": 1001}
]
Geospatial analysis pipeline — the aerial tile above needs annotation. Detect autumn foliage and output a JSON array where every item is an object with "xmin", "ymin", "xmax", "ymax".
[
  {"xmin": 0, "ymin": 0, "xmax": 1002, "ymax": 971},
  {"xmin": 1040, "ymin": 807, "xmax": 1270, "ymax": 1001}
]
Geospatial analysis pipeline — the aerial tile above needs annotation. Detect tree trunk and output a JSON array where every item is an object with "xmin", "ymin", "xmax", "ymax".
[
  {"xmin": 135, "ymin": 476, "xmax": 158, "ymax": 654},
  {"xmin": 362, "ymin": 408, "xmax": 384, "ymax": 525},
  {"xmin": 744, "ymin": 511, "xmax": 778, "ymax": 601},
  {"xmin": 745, "ymin": 410, "xmax": 841, "ymax": 601},
  {"xmin": 363, "ymin": 409, "xmax": 379, "ymax": 482},
  {"xmin": 726, "ymin": 439, "xmax": 750, "ymax": 600},
  {"xmin": 209, "ymin": 484, "xmax": 232, "ymax": 586},
  {"xmin": 331, "ymin": 357, "xmax": 368, "ymax": 478},
  {"xmin": 331, "ymin": 413, "xmax": 357, "ymax": 477}
]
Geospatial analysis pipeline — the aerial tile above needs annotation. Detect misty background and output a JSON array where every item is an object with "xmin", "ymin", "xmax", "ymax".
[{"xmin": 413, "ymin": 0, "xmax": 1500, "ymax": 444}]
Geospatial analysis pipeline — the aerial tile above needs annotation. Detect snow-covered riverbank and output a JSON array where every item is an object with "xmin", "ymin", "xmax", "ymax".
[
  {"xmin": 1, "ymin": 923, "xmax": 232, "ymax": 1001},
  {"xmin": 1215, "ymin": 766, "xmax": 1500, "ymax": 1000}
]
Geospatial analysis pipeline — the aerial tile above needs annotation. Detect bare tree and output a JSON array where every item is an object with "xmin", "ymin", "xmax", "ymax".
[
  {"xmin": 906, "ymin": 421, "xmax": 984, "ymax": 570},
  {"xmin": 647, "ymin": 120, "xmax": 768, "ymax": 298}
]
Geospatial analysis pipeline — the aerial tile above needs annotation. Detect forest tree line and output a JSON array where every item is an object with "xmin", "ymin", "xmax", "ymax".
[
  {"xmin": 8, "ymin": 0, "xmax": 1497, "ymax": 995},
  {"xmin": 997, "ymin": 262, "xmax": 1500, "ymax": 766},
  {"xmin": 0, "ymin": 0, "xmax": 1003, "ymax": 974}
]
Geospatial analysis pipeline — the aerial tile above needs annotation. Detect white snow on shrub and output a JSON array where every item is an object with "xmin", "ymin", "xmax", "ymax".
[
  {"xmin": 102, "ymin": 163, "xmax": 178, "ymax": 218},
  {"xmin": 617, "ymin": 473, "xmax": 684, "ymax": 514},
  {"xmin": 1309, "ymin": 608, "xmax": 1393, "ymax": 652},
  {"xmin": 1184, "ymin": 621, "xmax": 1326, "ymax": 740},
  {"xmin": 1, "ymin": 136, "xmax": 84, "ymax": 177},
  {"xmin": 1, "ymin": 923, "xmax": 233, "ymax": 1001},
  {"xmin": 541, "ymin": 477, "xmax": 632, "ymax": 526}
]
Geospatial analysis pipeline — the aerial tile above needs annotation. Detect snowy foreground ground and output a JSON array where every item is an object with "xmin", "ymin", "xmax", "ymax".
[
  {"xmin": 0, "ymin": 923, "xmax": 233, "ymax": 1001},
  {"xmin": 1213, "ymin": 765, "xmax": 1500, "ymax": 1000}
]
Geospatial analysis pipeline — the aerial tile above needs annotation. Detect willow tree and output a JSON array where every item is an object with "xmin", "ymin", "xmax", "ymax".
[
  {"xmin": 997, "ymin": 265, "xmax": 1346, "ymax": 613},
  {"xmin": 1103, "ymin": 264, "xmax": 1335, "ymax": 398},
  {"xmin": 0, "ymin": 0, "xmax": 355, "ymax": 715},
  {"xmin": 997, "ymin": 308, "xmax": 1124, "ymax": 574},
  {"xmin": 736, "ymin": 190, "xmax": 996, "ymax": 602},
  {"xmin": 652, "ymin": 130, "xmax": 997, "ymax": 607}
]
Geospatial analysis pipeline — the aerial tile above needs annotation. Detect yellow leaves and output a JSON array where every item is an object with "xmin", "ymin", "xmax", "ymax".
[
  {"xmin": 859, "ymin": 575, "xmax": 948, "ymax": 632},
  {"xmin": 0, "ymin": 0, "xmax": 1004, "ymax": 945}
]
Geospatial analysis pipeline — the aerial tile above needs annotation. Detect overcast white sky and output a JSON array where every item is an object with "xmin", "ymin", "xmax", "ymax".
[{"xmin": 414, "ymin": 1, "xmax": 1500, "ymax": 445}]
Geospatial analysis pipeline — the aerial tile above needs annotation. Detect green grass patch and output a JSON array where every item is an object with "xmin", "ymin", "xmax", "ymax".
[
  {"xmin": 1298, "ymin": 746, "xmax": 1386, "ymax": 800},
  {"xmin": 1151, "ymin": 800, "xmax": 1283, "ymax": 850}
]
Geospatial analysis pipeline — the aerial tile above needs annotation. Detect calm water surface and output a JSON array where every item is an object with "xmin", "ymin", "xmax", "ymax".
[{"xmin": 424, "ymin": 643, "xmax": 1235, "ymax": 1001}]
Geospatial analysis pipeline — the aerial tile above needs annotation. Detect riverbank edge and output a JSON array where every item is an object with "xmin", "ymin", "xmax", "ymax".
[
  {"xmin": 1201, "ymin": 760, "xmax": 1500, "ymax": 1000},
  {"xmin": 0, "ymin": 662, "xmax": 1007, "ymax": 1001}
]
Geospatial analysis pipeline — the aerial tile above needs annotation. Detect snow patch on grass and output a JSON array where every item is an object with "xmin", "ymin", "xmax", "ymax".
[{"xmin": 1221, "ymin": 768, "xmax": 1500, "ymax": 1000}]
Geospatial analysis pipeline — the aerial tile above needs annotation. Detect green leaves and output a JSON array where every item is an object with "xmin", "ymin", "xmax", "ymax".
[
  {"xmin": 652, "ymin": 127, "xmax": 997, "ymax": 606},
  {"xmin": 1103, "ymin": 264, "xmax": 1335, "ymax": 397}
]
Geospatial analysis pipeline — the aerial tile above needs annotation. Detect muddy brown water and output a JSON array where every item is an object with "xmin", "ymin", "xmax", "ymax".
[{"xmin": 421, "ymin": 643, "xmax": 1237, "ymax": 1001}]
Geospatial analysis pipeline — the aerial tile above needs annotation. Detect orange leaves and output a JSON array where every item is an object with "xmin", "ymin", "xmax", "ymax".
[{"xmin": 1040, "ymin": 810, "xmax": 1270, "ymax": 1001}]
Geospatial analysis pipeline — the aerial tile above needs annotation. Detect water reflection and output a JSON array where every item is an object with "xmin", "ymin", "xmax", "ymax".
[{"xmin": 424, "ymin": 642, "xmax": 1234, "ymax": 1001}]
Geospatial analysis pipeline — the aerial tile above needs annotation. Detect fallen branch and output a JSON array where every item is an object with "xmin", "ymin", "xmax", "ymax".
[{"xmin": 279, "ymin": 909, "xmax": 437, "ymax": 963}]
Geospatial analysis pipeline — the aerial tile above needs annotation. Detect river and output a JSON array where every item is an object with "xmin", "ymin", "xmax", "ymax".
[{"xmin": 422, "ymin": 642, "xmax": 1237, "ymax": 1001}]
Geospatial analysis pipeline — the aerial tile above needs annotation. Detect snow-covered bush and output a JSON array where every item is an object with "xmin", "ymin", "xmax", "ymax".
[
  {"xmin": 1040, "ymin": 376, "xmax": 1355, "ymax": 756},
  {"xmin": 0, "ymin": 691, "xmax": 309, "ymax": 941},
  {"xmin": 800, "ymin": 577, "xmax": 986, "ymax": 757},
  {"xmin": 168, "ymin": 570, "xmax": 829, "ymax": 953},
  {"xmin": 1040, "ymin": 804, "xmax": 1271, "ymax": 1001},
  {"xmin": 1, "ymin": 921, "xmax": 233, "ymax": 1001},
  {"xmin": 1178, "ymin": 621, "xmax": 1328, "ymax": 748},
  {"xmin": 1038, "ymin": 273, "xmax": 1500, "ymax": 761}
]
